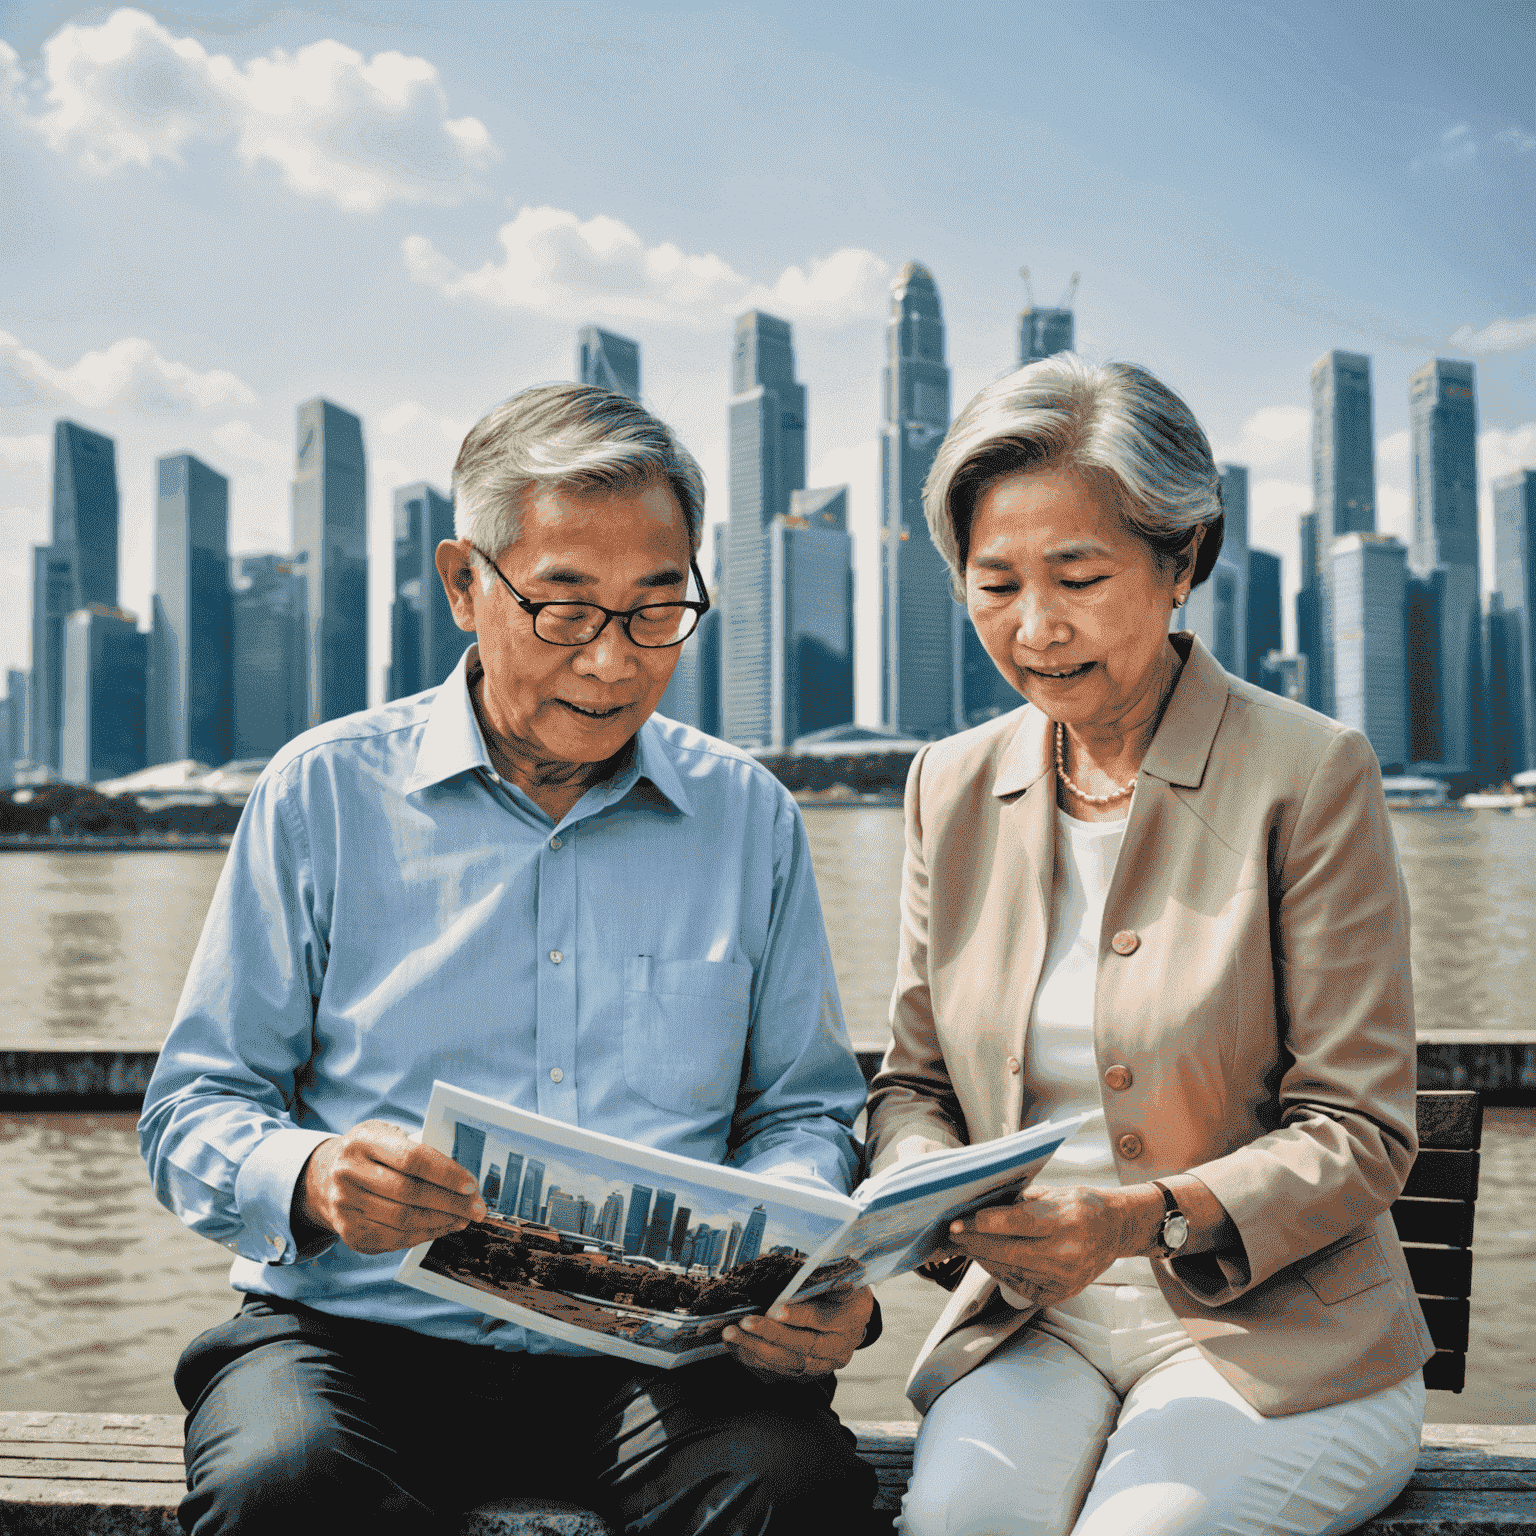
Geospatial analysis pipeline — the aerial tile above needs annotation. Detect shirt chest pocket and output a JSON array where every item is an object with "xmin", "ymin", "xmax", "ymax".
[{"xmin": 623, "ymin": 956, "xmax": 754, "ymax": 1116}]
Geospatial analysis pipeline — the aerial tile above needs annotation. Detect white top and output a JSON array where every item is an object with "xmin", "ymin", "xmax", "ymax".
[{"xmin": 1010, "ymin": 805, "xmax": 1157, "ymax": 1294}]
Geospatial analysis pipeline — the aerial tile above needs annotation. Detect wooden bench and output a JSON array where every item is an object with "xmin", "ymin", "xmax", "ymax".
[{"xmin": 0, "ymin": 1092, "xmax": 1516, "ymax": 1533}]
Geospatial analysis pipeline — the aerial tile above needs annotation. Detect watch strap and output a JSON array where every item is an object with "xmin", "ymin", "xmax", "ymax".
[{"xmin": 1150, "ymin": 1180, "xmax": 1185, "ymax": 1258}]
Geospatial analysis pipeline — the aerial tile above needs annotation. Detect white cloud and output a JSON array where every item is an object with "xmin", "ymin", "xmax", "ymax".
[
  {"xmin": 0, "ymin": 331, "xmax": 255, "ymax": 413},
  {"xmin": 1377, "ymin": 429, "xmax": 1410, "ymax": 476},
  {"xmin": 1448, "ymin": 314, "xmax": 1536, "ymax": 354},
  {"xmin": 1480, "ymin": 423, "xmax": 1536, "ymax": 485},
  {"xmin": 13, "ymin": 8, "xmax": 497, "ymax": 212},
  {"xmin": 211, "ymin": 419, "xmax": 286, "ymax": 472},
  {"xmin": 1494, "ymin": 126, "xmax": 1535, "ymax": 155},
  {"xmin": 0, "ymin": 433, "xmax": 49, "ymax": 471},
  {"xmin": 1215, "ymin": 405, "xmax": 1308, "ymax": 473},
  {"xmin": 404, "ymin": 206, "xmax": 889, "ymax": 327},
  {"xmin": 377, "ymin": 400, "xmax": 467, "ymax": 445},
  {"xmin": 1413, "ymin": 123, "xmax": 1478, "ymax": 170}
]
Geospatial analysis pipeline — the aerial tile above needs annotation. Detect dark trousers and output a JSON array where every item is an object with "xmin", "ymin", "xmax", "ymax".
[{"xmin": 175, "ymin": 1296, "xmax": 878, "ymax": 1536}]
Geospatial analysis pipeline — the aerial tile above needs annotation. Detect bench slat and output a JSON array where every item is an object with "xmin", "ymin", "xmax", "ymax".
[
  {"xmin": 1402, "ymin": 1149, "xmax": 1480, "ymax": 1201},
  {"xmin": 0, "ymin": 1475, "xmax": 183, "ymax": 1507},
  {"xmin": 1422, "ymin": 1351, "xmax": 1467, "ymax": 1393},
  {"xmin": 1392, "ymin": 1197, "xmax": 1476, "ymax": 1248},
  {"xmin": 1419, "ymin": 1296, "xmax": 1471, "ymax": 1352},
  {"xmin": 1356, "ymin": 1487, "xmax": 1536, "ymax": 1533},
  {"xmin": 1415, "ymin": 1091, "xmax": 1483, "ymax": 1152},
  {"xmin": 0, "ymin": 1413, "xmax": 183, "ymax": 1448},
  {"xmin": 0, "ymin": 1458, "xmax": 186, "ymax": 1483},
  {"xmin": 1404, "ymin": 1244, "xmax": 1476, "ymax": 1298},
  {"xmin": 0, "ymin": 1443, "xmax": 182, "ymax": 1467}
]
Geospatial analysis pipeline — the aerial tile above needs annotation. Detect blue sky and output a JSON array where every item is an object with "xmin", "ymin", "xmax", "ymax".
[{"xmin": 1, "ymin": 1, "xmax": 1531, "ymax": 723}]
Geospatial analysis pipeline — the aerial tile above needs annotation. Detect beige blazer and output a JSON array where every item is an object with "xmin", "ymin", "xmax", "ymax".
[{"xmin": 866, "ymin": 635, "xmax": 1436, "ymax": 1419}]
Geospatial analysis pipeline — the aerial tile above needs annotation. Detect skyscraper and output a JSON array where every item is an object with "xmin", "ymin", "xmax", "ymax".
[
  {"xmin": 1246, "ymin": 550, "xmax": 1282, "ymax": 689},
  {"xmin": 1177, "ymin": 463, "xmax": 1249, "ymax": 675},
  {"xmin": 770, "ymin": 486, "xmax": 854, "ymax": 747},
  {"xmin": 148, "ymin": 453, "xmax": 231, "ymax": 768},
  {"xmin": 31, "ymin": 422, "xmax": 120, "ymax": 771},
  {"xmin": 656, "ymin": 525, "xmax": 723, "ymax": 733},
  {"xmin": 645, "ymin": 1190, "xmax": 677, "ymax": 1263},
  {"xmin": 1310, "ymin": 352, "xmax": 1377, "ymax": 716},
  {"xmin": 669, "ymin": 1206, "xmax": 692, "ymax": 1265},
  {"xmin": 291, "ymin": 399, "xmax": 367, "ymax": 728},
  {"xmin": 499, "ymin": 1152, "xmax": 525, "ymax": 1217},
  {"xmin": 1410, "ymin": 360, "xmax": 1481, "ymax": 773},
  {"xmin": 61, "ymin": 604, "xmax": 146, "ymax": 784},
  {"xmin": 451, "ymin": 1123, "xmax": 486, "ymax": 1181},
  {"xmin": 1296, "ymin": 511, "xmax": 1322, "ymax": 710},
  {"xmin": 231, "ymin": 554, "xmax": 308, "ymax": 758},
  {"xmin": 1331, "ymin": 534, "xmax": 1407, "ymax": 773},
  {"xmin": 1492, "ymin": 470, "xmax": 1535, "ymax": 773},
  {"xmin": 4, "ymin": 669, "xmax": 27, "ymax": 775},
  {"xmin": 735, "ymin": 1204, "xmax": 767, "ymax": 1268},
  {"xmin": 954, "ymin": 614, "xmax": 1022, "ymax": 730},
  {"xmin": 577, "ymin": 327, "xmax": 641, "ymax": 401},
  {"xmin": 546, "ymin": 1191, "xmax": 584, "ymax": 1234},
  {"xmin": 880, "ymin": 263, "xmax": 953, "ymax": 738},
  {"xmin": 1406, "ymin": 572, "xmax": 1443, "ymax": 765},
  {"xmin": 387, "ymin": 483, "xmax": 463, "ymax": 700},
  {"xmin": 1018, "ymin": 305, "xmax": 1074, "ymax": 365},
  {"xmin": 516, "ymin": 1159, "xmax": 545, "ymax": 1223},
  {"xmin": 724, "ymin": 313, "xmax": 806, "ymax": 747},
  {"xmin": 623, "ymin": 1185, "xmax": 653, "ymax": 1256},
  {"xmin": 597, "ymin": 1191, "xmax": 625, "ymax": 1246}
]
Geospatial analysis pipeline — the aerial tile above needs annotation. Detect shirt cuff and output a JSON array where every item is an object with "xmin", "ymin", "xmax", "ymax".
[{"xmin": 232, "ymin": 1127, "xmax": 338, "ymax": 1265}]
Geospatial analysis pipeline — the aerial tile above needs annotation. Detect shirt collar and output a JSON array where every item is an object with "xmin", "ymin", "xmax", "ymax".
[
  {"xmin": 990, "ymin": 632, "xmax": 1228, "ymax": 799},
  {"xmin": 402, "ymin": 644, "xmax": 695, "ymax": 817}
]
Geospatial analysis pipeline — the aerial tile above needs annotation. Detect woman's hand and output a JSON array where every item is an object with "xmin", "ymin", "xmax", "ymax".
[
  {"xmin": 722, "ymin": 1286, "xmax": 875, "ymax": 1381},
  {"xmin": 946, "ymin": 1186, "xmax": 1132, "ymax": 1312}
]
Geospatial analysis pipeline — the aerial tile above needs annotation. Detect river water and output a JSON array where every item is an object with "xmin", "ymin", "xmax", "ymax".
[{"xmin": 1, "ymin": 807, "xmax": 1532, "ymax": 1423}]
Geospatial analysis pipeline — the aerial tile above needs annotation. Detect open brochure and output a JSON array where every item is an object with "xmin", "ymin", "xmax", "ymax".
[{"xmin": 396, "ymin": 1080, "xmax": 1099, "ymax": 1369}]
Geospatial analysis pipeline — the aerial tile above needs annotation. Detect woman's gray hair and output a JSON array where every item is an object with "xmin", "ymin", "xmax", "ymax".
[
  {"xmin": 922, "ymin": 354, "xmax": 1224, "ymax": 599},
  {"xmin": 453, "ymin": 383, "xmax": 706, "ymax": 588}
]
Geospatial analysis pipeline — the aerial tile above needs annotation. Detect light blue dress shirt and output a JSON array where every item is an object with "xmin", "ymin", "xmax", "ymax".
[{"xmin": 139, "ymin": 647, "xmax": 865, "ymax": 1352}]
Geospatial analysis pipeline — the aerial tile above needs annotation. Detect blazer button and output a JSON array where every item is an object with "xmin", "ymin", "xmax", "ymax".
[
  {"xmin": 1117, "ymin": 1132, "xmax": 1144, "ymax": 1159},
  {"xmin": 1111, "ymin": 930, "xmax": 1140, "ymax": 956},
  {"xmin": 1007, "ymin": 1056, "xmax": 1021, "ymax": 1075},
  {"xmin": 1103, "ymin": 1064, "xmax": 1132, "ymax": 1091}
]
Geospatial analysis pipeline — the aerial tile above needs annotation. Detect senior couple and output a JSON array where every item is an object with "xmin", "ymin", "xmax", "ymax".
[{"xmin": 142, "ymin": 360, "xmax": 1436, "ymax": 1536}]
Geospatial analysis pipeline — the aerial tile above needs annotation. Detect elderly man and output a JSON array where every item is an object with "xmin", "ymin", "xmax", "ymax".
[{"xmin": 140, "ymin": 384, "xmax": 878, "ymax": 1536}]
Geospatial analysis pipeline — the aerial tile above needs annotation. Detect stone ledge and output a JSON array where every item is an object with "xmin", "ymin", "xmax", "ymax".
[{"xmin": 3, "ymin": 1415, "xmax": 1531, "ymax": 1535}]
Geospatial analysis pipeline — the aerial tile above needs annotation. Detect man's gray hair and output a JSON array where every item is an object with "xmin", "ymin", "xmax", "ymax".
[
  {"xmin": 923, "ymin": 354, "xmax": 1224, "ymax": 599},
  {"xmin": 453, "ymin": 383, "xmax": 706, "ymax": 588}
]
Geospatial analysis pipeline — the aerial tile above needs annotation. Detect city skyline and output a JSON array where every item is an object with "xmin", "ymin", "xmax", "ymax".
[{"xmin": 1, "ymin": 5, "xmax": 1528, "ymax": 733}]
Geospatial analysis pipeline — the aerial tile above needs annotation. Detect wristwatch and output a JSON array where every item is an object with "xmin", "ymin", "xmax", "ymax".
[{"xmin": 1150, "ymin": 1180, "xmax": 1190, "ymax": 1258}]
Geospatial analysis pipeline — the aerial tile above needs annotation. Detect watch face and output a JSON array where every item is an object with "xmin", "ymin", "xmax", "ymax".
[{"xmin": 1164, "ymin": 1213, "xmax": 1190, "ymax": 1251}]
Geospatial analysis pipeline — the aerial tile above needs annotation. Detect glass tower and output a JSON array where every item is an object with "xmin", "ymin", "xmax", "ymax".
[
  {"xmin": 61, "ymin": 604, "xmax": 146, "ymax": 784},
  {"xmin": 516, "ymin": 1160, "xmax": 545, "ymax": 1223},
  {"xmin": 291, "ymin": 399, "xmax": 368, "ymax": 728},
  {"xmin": 724, "ymin": 313, "xmax": 806, "ymax": 747},
  {"xmin": 1310, "ymin": 352, "xmax": 1377, "ymax": 717},
  {"xmin": 1492, "ymin": 470, "xmax": 1536, "ymax": 774},
  {"xmin": 148, "ymin": 453, "xmax": 231, "ymax": 768},
  {"xmin": 735, "ymin": 1204, "xmax": 767, "ymax": 1268},
  {"xmin": 1018, "ymin": 306, "xmax": 1074, "ymax": 365},
  {"xmin": 769, "ymin": 486, "xmax": 854, "ymax": 747},
  {"xmin": 577, "ymin": 327, "xmax": 641, "ymax": 401},
  {"xmin": 880, "ymin": 262, "xmax": 953, "ymax": 738},
  {"xmin": 231, "ymin": 555, "xmax": 309, "ymax": 758},
  {"xmin": 31, "ymin": 421, "xmax": 119, "ymax": 771},
  {"xmin": 1409, "ymin": 360, "xmax": 1480, "ymax": 774},
  {"xmin": 656, "ymin": 526, "xmax": 723, "ymax": 734},
  {"xmin": 1330, "ymin": 534, "xmax": 1407, "ymax": 773},
  {"xmin": 1177, "ymin": 463, "xmax": 1249, "ymax": 674},
  {"xmin": 451, "ymin": 1123, "xmax": 486, "ymax": 1181},
  {"xmin": 1246, "ymin": 549, "xmax": 1282, "ymax": 689},
  {"xmin": 624, "ymin": 1185, "xmax": 653, "ymax": 1255},
  {"xmin": 387, "ymin": 482, "xmax": 463, "ymax": 700}
]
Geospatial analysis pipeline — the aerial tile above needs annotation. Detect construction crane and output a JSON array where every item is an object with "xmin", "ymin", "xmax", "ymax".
[{"xmin": 1019, "ymin": 265, "xmax": 1034, "ymax": 310}]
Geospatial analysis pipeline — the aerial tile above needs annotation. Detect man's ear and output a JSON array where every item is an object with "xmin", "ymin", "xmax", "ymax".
[{"xmin": 435, "ymin": 539, "xmax": 480, "ymax": 632}]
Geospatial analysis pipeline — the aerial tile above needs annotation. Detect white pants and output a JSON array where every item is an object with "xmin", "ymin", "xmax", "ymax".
[{"xmin": 896, "ymin": 1277, "xmax": 1425, "ymax": 1536}]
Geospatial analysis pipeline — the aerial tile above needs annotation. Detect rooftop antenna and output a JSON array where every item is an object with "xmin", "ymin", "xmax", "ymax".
[
  {"xmin": 1019, "ymin": 265, "xmax": 1034, "ymax": 310},
  {"xmin": 1060, "ymin": 271, "xmax": 1080, "ymax": 309}
]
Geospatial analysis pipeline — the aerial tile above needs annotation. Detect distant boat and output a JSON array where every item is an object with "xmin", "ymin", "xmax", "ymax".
[
  {"xmin": 1459, "ymin": 792, "xmax": 1532, "ymax": 811},
  {"xmin": 1382, "ymin": 776, "xmax": 1448, "ymax": 809}
]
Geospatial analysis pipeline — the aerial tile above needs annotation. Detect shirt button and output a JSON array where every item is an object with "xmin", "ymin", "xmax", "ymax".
[
  {"xmin": 550, "ymin": 1067, "xmax": 564, "ymax": 1083},
  {"xmin": 1103, "ymin": 1064, "xmax": 1132, "ymax": 1091},
  {"xmin": 549, "ymin": 835, "xmax": 562, "ymax": 850},
  {"xmin": 1111, "ymin": 930, "xmax": 1141, "ymax": 956},
  {"xmin": 549, "ymin": 950, "xmax": 563, "ymax": 964},
  {"xmin": 1117, "ymin": 1132, "xmax": 1144, "ymax": 1159},
  {"xmin": 1006, "ymin": 1056, "xmax": 1021, "ymax": 1075}
]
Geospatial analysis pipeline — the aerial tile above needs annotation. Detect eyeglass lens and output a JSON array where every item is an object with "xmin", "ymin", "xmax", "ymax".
[{"xmin": 534, "ymin": 603, "xmax": 699, "ymax": 648}]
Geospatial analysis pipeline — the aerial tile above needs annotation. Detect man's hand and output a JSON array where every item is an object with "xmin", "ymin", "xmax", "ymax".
[
  {"xmin": 721, "ymin": 1286, "xmax": 875, "ymax": 1380},
  {"xmin": 294, "ymin": 1120, "xmax": 487, "ymax": 1255}
]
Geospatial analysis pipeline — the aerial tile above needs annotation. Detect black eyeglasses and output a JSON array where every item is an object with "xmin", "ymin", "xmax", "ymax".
[{"xmin": 470, "ymin": 545, "xmax": 711, "ymax": 649}]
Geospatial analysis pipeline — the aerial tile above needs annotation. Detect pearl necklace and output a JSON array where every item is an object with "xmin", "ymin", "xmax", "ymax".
[{"xmin": 1055, "ymin": 722, "xmax": 1136, "ymax": 805}]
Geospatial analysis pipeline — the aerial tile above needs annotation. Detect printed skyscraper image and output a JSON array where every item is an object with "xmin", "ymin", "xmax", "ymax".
[
  {"xmin": 577, "ymin": 327, "xmax": 641, "ymax": 401},
  {"xmin": 30, "ymin": 421, "xmax": 119, "ymax": 771},
  {"xmin": 148, "ymin": 453, "xmax": 232, "ymax": 768},
  {"xmin": 291, "ymin": 398, "xmax": 368, "ymax": 728},
  {"xmin": 724, "ymin": 312, "xmax": 805, "ymax": 748},
  {"xmin": 1492, "ymin": 469, "xmax": 1535, "ymax": 774},
  {"xmin": 388, "ymin": 483, "xmax": 463, "ymax": 700},
  {"xmin": 880, "ymin": 262, "xmax": 953, "ymax": 738},
  {"xmin": 770, "ymin": 486, "xmax": 854, "ymax": 747},
  {"xmin": 1310, "ymin": 351, "xmax": 1377, "ymax": 717},
  {"xmin": 1409, "ymin": 359, "xmax": 1480, "ymax": 774}
]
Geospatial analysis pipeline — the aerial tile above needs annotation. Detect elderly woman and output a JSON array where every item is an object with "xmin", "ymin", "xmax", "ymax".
[{"xmin": 867, "ymin": 356, "xmax": 1433, "ymax": 1536}]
